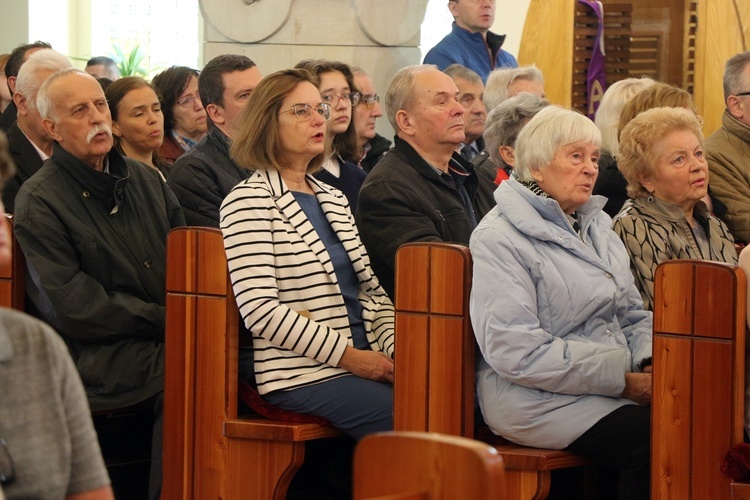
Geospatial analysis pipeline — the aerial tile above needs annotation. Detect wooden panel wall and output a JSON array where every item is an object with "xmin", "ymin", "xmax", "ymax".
[{"xmin": 518, "ymin": 0, "xmax": 750, "ymax": 136}]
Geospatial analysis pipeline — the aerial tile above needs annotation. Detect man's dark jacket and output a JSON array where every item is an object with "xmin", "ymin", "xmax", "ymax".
[
  {"xmin": 13, "ymin": 145, "xmax": 185, "ymax": 411},
  {"xmin": 167, "ymin": 127, "xmax": 251, "ymax": 227},
  {"xmin": 0, "ymin": 101, "xmax": 17, "ymax": 132},
  {"xmin": 355, "ymin": 136, "xmax": 496, "ymax": 298},
  {"xmin": 360, "ymin": 133, "xmax": 392, "ymax": 173},
  {"xmin": 3, "ymin": 122, "xmax": 45, "ymax": 213}
]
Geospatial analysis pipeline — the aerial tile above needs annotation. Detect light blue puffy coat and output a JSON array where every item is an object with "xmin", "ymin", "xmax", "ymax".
[{"xmin": 470, "ymin": 178, "xmax": 652, "ymax": 449}]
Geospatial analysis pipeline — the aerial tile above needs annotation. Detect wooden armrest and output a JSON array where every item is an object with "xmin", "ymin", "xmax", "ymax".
[
  {"xmin": 223, "ymin": 417, "xmax": 343, "ymax": 441},
  {"xmin": 492, "ymin": 443, "xmax": 591, "ymax": 471},
  {"xmin": 732, "ymin": 481, "xmax": 750, "ymax": 499}
]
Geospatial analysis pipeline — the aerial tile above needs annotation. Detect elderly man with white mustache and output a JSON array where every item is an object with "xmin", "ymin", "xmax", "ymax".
[{"xmin": 12, "ymin": 68, "xmax": 185, "ymax": 500}]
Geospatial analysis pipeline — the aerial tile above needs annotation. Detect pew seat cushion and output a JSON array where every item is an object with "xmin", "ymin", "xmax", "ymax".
[
  {"xmin": 238, "ymin": 380, "xmax": 329, "ymax": 426},
  {"xmin": 723, "ymin": 443, "xmax": 750, "ymax": 481}
]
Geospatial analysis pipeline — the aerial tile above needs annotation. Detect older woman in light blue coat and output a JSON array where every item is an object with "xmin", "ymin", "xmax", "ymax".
[{"xmin": 470, "ymin": 106, "xmax": 653, "ymax": 500}]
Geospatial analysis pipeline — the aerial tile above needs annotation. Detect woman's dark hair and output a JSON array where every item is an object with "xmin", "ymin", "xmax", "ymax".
[
  {"xmin": 105, "ymin": 76, "xmax": 166, "ymax": 168},
  {"xmin": 151, "ymin": 66, "xmax": 199, "ymax": 137},
  {"xmin": 294, "ymin": 59, "xmax": 359, "ymax": 161}
]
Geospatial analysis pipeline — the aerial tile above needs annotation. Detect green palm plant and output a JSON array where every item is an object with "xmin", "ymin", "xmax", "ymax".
[{"xmin": 112, "ymin": 45, "xmax": 149, "ymax": 77}]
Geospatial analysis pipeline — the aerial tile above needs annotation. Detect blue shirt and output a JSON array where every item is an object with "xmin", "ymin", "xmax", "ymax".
[{"xmin": 292, "ymin": 192, "xmax": 369, "ymax": 349}]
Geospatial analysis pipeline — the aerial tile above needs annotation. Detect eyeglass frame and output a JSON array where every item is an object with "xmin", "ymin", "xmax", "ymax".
[
  {"xmin": 734, "ymin": 91, "xmax": 750, "ymax": 97},
  {"xmin": 0, "ymin": 438, "xmax": 15, "ymax": 485},
  {"xmin": 321, "ymin": 92, "xmax": 361, "ymax": 107},
  {"xmin": 175, "ymin": 93, "xmax": 202, "ymax": 108},
  {"xmin": 359, "ymin": 94, "xmax": 380, "ymax": 110},
  {"xmin": 279, "ymin": 102, "xmax": 332, "ymax": 122}
]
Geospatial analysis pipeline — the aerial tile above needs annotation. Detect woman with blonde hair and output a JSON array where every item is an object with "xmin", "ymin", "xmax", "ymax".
[
  {"xmin": 592, "ymin": 77, "xmax": 656, "ymax": 217},
  {"xmin": 614, "ymin": 107, "xmax": 736, "ymax": 310}
]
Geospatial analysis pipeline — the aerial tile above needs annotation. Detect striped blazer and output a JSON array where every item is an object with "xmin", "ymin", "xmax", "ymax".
[{"xmin": 220, "ymin": 169, "xmax": 395, "ymax": 394}]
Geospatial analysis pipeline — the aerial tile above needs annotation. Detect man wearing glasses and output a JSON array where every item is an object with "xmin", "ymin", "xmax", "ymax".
[
  {"xmin": 168, "ymin": 54, "xmax": 262, "ymax": 227},
  {"xmin": 351, "ymin": 67, "xmax": 391, "ymax": 173},
  {"xmin": 706, "ymin": 51, "xmax": 750, "ymax": 243}
]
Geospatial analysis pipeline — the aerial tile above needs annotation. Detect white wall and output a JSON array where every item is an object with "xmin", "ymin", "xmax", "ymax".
[
  {"xmin": 0, "ymin": 0, "xmax": 30, "ymax": 53},
  {"xmin": 491, "ymin": 0, "xmax": 531, "ymax": 57},
  {"xmin": 421, "ymin": 0, "xmax": 531, "ymax": 61}
]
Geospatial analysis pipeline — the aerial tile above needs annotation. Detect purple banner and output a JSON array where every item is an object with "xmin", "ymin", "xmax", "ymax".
[{"xmin": 579, "ymin": 0, "xmax": 606, "ymax": 120}]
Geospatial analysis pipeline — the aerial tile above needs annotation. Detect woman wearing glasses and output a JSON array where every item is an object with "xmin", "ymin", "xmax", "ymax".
[
  {"xmin": 151, "ymin": 66, "xmax": 207, "ymax": 166},
  {"xmin": 220, "ymin": 69, "xmax": 395, "ymax": 440},
  {"xmin": 295, "ymin": 60, "xmax": 368, "ymax": 214}
]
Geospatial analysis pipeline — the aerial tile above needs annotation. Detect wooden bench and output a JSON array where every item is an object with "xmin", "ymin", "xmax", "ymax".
[
  {"xmin": 393, "ymin": 242, "xmax": 591, "ymax": 499},
  {"xmin": 163, "ymin": 226, "xmax": 343, "ymax": 500},
  {"xmin": 0, "ymin": 215, "xmax": 24, "ymax": 311},
  {"xmin": 648, "ymin": 259, "xmax": 747, "ymax": 500},
  {"xmin": 353, "ymin": 431, "xmax": 505, "ymax": 499}
]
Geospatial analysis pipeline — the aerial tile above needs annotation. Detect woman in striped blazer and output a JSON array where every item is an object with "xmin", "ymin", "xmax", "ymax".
[{"xmin": 220, "ymin": 69, "xmax": 395, "ymax": 440}]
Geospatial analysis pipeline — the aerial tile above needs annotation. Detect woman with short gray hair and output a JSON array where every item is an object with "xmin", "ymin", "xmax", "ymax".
[
  {"xmin": 473, "ymin": 92, "xmax": 548, "ymax": 184},
  {"xmin": 471, "ymin": 105, "xmax": 652, "ymax": 500}
]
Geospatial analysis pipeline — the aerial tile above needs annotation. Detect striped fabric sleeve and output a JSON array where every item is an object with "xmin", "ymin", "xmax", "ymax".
[{"xmin": 220, "ymin": 183, "xmax": 349, "ymax": 367}]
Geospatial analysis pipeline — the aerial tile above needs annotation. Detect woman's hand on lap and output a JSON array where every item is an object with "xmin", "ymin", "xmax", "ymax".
[{"xmin": 339, "ymin": 346, "xmax": 394, "ymax": 383}]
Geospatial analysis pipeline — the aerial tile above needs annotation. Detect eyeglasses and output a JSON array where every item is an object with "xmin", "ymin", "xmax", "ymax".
[
  {"xmin": 0, "ymin": 439, "xmax": 15, "ymax": 485},
  {"xmin": 359, "ymin": 94, "xmax": 380, "ymax": 110},
  {"xmin": 734, "ymin": 92, "xmax": 750, "ymax": 97},
  {"xmin": 175, "ymin": 94, "xmax": 201, "ymax": 108},
  {"xmin": 321, "ymin": 92, "xmax": 361, "ymax": 107},
  {"xmin": 280, "ymin": 103, "xmax": 331, "ymax": 122}
]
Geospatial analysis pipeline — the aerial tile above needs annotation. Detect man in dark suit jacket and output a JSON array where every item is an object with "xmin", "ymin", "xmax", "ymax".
[
  {"xmin": 168, "ymin": 54, "xmax": 262, "ymax": 226},
  {"xmin": 3, "ymin": 49, "xmax": 70, "ymax": 212},
  {"xmin": 0, "ymin": 41, "xmax": 51, "ymax": 132}
]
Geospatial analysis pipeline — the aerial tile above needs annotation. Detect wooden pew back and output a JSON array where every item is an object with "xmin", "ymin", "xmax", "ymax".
[
  {"xmin": 393, "ymin": 242, "xmax": 475, "ymax": 437},
  {"xmin": 652, "ymin": 260, "xmax": 747, "ymax": 500},
  {"xmin": 393, "ymin": 242, "xmax": 590, "ymax": 499},
  {"xmin": 163, "ymin": 227, "xmax": 341, "ymax": 500},
  {"xmin": 353, "ymin": 431, "xmax": 505, "ymax": 499},
  {"xmin": 0, "ymin": 215, "xmax": 24, "ymax": 311}
]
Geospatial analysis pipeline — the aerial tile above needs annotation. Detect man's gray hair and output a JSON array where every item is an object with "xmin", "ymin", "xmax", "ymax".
[
  {"xmin": 15, "ymin": 49, "xmax": 72, "ymax": 109},
  {"xmin": 594, "ymin": 77, "xmax": 655, "ymax": 157},
  {"xmin": 484, "ymin": 93, "xmax": 548, "ymax": 167},
  {"xmin": 484, "ymin": 65, "xmax": 544, "ymax": 112},
  {"xmin": 514, "ymin": 105, "xmax": 601, "ymax": 183},
  {"xmin": 385, "ymin": 64, "xmax": 438, "ymax": 132},
  {"xmin": 351, "ymin": 66, "xmax": 367, "ymax": 77},
  {"xmin": 723, "ymin": 51, "xmax": 750, "ymax": 102},
  {"xmin": 37, "ymin": 68, "xmax": 88, "ymax": 122},
  {"xmin": 443, "ymin": 64, "xmax": 482, "ymax": 85}
]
